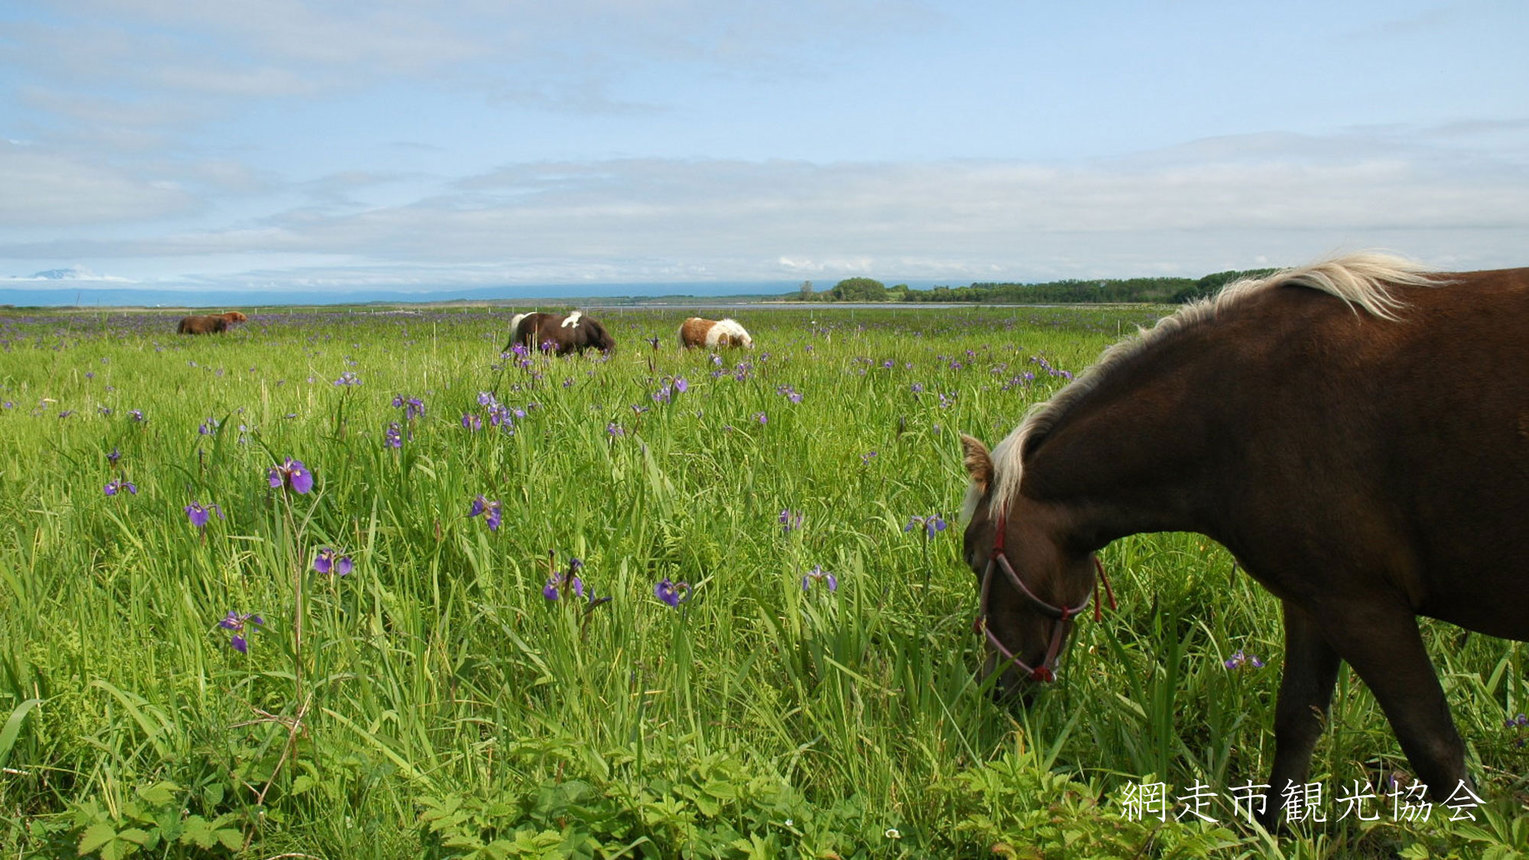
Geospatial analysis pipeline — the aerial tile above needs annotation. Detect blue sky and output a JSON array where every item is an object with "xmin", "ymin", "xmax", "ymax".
[{"xmin": 2, "ymin": 0, "xmax": 1526, "ymax": 299}]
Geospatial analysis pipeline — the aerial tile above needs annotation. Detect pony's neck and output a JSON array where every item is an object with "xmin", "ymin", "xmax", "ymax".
[{"xmin": 1019, "ymin": 354, "xmax": 1223, "ymax": 549}]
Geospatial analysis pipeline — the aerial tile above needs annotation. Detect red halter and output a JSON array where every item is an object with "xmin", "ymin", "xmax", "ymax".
[{"xmin": 974, "ymin": 512, "xmax": 1117, "ymax": 683}]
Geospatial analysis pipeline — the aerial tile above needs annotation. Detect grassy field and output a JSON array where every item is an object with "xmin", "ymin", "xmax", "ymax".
[{"xmin": 0, "ymin": 305, "xmax": 1525, "ymax": 858}]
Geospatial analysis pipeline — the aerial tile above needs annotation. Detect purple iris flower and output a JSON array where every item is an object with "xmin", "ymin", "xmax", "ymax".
[
  {"xmin": 1224, "ymin": 649, "xmax": 1265, "ymax": 671},
  {"xmin": 268, "ymin": 457, "xmax": 314, "ymax": 494},
  {"xmin": 654, "ymin": 578, "xmax": 690, "ymax": 608},
  {"xmin": 107, "ymin": 447, "xmax": 122, "ymax": 466},
  {"xmin": 543, "ymin": 557, "xmax": 585, "ymax": 601},
  {"xmin": 393, "ymin": 395, "xmax": 425, "ymax": 420},
  {"xmin": 219, "ymin": 611, "xmax": 264, "ymax": 653},
  {"xmin": 313, "ymin": 548, "xmax": 353, "ymax": 576},
  {"xmin": 469, "ymin": 495, "xmax": 502, "ymax": 531},
  {"xmin": 802, "ymin": 565, "xmax": 838, "ymax": 592},
  {"xmin": 185, "ymin": 501, "xmax": 223, "ymax": 528},
  {"xmin": 462, "ymin": 413, "xmax": 483, "ymax": 431},
  {"xmin": 779, "ymin": 509, "xmax": 803, "ymax": 534},
  {"xmin": 385, "ymin": 422, "xmax": 403, "ymax": 448},
  {"xmin": 904, "ymin": 514, "xmax": 948, "ymax": 539},
  {"xmin": 104, "ymin": 478, "xmax": 137, "ymax": 496}
]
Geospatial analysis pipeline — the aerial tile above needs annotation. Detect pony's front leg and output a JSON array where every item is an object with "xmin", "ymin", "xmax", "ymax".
[
  {"xmin": 1260, "ymin": 601, "xmax": 1341, "ymax": 829},
  {"xmin": 1318, "ymin": 601, "xmax": 1469, "ymax": 802}
]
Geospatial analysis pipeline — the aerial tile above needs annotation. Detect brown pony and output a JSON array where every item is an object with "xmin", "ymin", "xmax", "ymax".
[
  {"xmin": 177, "ymin": 314, "xmax": 228, "ymax": 334},
  {"xmin": 679, "ymin": 317, "xmax": 753, "ymax": 349},
  {"xmin": 504, "ymin": 311, "xmax": 616, "ymax": 356},
  {"xmin": 958, "ymin": 254, "xmax": 1529, "ymax": 826},
  {"xmin": 177, "ymin": 311, "xmax": 246, "ymax": 334}
]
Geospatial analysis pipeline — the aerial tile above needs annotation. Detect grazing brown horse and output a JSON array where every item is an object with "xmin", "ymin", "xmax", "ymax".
[
  {"xmin": 177, "ymin": 314, "xmax": 227, "ymax": 334},
  {"xmin": 679, "ymin": 317, "xmax": 753, "ymax": 349},
  {"xmin": 504, "ymin": 311, "xmax": 616, "ymax": 356},
  {"xmin": 958, "ymin": 254, "xmax": 1529, "ymax": 826},
  {"xmin": 177, "ymin": 311, "xmax": 246, "ymax": 334}
]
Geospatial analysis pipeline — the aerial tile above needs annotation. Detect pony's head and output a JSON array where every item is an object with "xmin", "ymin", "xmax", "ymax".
[
  {"xmin": 960, "ymin": 432, "xmax": 1096, "ymax": 701},
  {"xmin": 581, "ymin": 317, "xmax": 617, "ymax": 353},
  {"xmin": 221, "ymin": 311, "xmax": 248, "ymax": 323},
  {"xmin": 718, "ymin": 318, "xmax": 753, "ymax": 349}
]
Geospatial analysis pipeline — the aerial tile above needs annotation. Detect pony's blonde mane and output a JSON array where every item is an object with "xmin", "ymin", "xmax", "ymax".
[{"xmin": 981, "ymin": 253, "xmax": 1440, "ymax": 518}]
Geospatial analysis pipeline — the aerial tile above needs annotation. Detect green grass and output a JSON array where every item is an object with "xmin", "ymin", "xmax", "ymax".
[{"xmin": 0, "ymin": 305, "xmax": 1525, "ymax": 858}]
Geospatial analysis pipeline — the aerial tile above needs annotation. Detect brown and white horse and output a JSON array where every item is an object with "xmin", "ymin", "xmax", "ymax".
[
  {"xmin": 679, "ymin": 317, "xmax": 753, "ymax": 349},
  {"xmin": 504, "ymin": 311, "xmax": 616, "ymax": 356},
  {"xmin": 958, "ymin": 253, "xmax": 1529, "ymax": 826},
  {"xmin": 177, "ymin": 311, "xmax": 246, "ymax": 334}
]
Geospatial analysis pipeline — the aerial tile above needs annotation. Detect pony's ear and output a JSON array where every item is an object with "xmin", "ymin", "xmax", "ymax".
[{"xmin": 960, "ymin": 434, "xmax": 992, "ymax": 491}]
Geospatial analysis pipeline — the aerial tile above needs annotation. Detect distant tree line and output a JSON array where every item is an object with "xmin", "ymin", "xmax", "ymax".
[{"xmin": 800, "ymin": 268, "xmax": 1278, "ymax": 305}]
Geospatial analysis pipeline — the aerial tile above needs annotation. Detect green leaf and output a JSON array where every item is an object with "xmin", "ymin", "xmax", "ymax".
[
  {"xmin": 134, "ymin": 781, "xmax": 179, "ymax": 807},
  {"xmin": 0, "ymin": 698, "xmax": 40, "ymax": 769},
  {"xmin": 115, "ymin": 828, "xmax": 152, "ymax": 847},
  {"xmin": 692, "ymin": 793, "xmax": 720, "ymax": 818},
  {"xmin": 177, "ymin": 816, "xmax": 214, "ymax": 850},
  {"xmin": 77, "ymin": 822, "xmax": 119, "ymax": 855}
]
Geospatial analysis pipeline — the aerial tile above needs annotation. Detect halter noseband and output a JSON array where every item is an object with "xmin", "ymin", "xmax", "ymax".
[{"xmin": 975, "ymin": 512, "xmax": 1115, "ymax": 683}]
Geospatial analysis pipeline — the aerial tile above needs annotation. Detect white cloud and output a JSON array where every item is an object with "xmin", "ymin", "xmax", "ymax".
[
  {"xmin": 0, "ymin": 141, "xmax": 196, "ymax": 226},
  {"xmin": 7, "ymin": 125, "xmax": 1525, "ymax": 287}
]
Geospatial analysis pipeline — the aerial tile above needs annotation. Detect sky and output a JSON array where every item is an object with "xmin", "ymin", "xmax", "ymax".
[{"xmin": 1, "ymin": 0, "xmax": 1527, "ymax": 302}]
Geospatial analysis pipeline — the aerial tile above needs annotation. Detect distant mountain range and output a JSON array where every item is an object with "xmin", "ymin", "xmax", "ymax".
[{"xmin": 29, "ymin": 268, "xmax": 86, "ymax": 280}]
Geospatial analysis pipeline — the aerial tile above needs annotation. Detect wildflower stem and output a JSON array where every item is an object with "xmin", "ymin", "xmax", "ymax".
[
  {"xmin": 921, "ymin": 538, "xmax": 931, "ymax": 592},
  {"xmin": 283, "ymin": 492, "xmax": 306, "ymax": 723}
]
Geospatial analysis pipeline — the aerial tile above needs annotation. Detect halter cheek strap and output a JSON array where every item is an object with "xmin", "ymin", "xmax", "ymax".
[{"xmin": 976, "ymin": 514, "xmax": 1115, "ymax": 683}]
